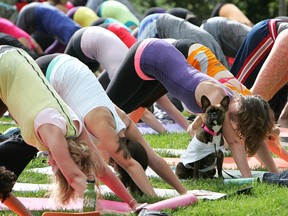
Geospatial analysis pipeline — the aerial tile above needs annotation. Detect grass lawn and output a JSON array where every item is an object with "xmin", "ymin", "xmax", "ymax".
[{"xmin": 0, "ymin": 118, "xmax": 288, "ymax": 216}]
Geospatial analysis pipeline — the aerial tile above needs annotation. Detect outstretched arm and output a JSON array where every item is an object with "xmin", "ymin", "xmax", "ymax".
[
  {"xmin": 156, "ymin": 95, "xmax": 190, "ymax": 131},
  {"xmin": 255, "ymin": 140, "xmax": 279, "ymax": 174},
  {"xmin": 77, "ymin": 127, "xmax": 139, "ymax": 210},
  {"xmin": 140, "ymin": 108, "xmax": 167, "ymax": 134},
  {"xmin": 223, "ymin": 113, "xmax": 279, "ymax": 176},
  {"xmin": 84, "ymin": 108, "xmax": 157, "ymax": 196},
  {"xmin": 2, "ymin": 193, "xmax": 32, "ymax": 216},
  {"xmin": 222, "ymin": 112, "xmax": 252, "ymax": 177},
  {"xmin": 116, "ymin": 106, "xmax": 187, "ymax": 195},
  {"xmin": 38, "ymin": 124, "xmax": 87, "ymax": 196}
]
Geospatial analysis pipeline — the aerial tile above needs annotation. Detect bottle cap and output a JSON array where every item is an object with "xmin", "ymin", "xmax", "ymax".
[{"xmin": 86, "ymin": 174, "xmax": 95, "ymax": 183}]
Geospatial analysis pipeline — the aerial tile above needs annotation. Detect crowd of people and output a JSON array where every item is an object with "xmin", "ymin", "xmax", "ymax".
[{"xmin": 0, "ymin": 0, "xmax": 287, "ymax": 215}]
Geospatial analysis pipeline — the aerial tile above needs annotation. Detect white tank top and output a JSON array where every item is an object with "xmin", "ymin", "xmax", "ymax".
[{"xmin": 46, "ymin": 54, "xmax": 126, "ymax": 133}]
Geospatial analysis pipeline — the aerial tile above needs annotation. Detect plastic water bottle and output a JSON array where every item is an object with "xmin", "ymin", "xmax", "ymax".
[{"xmin": 83, "ymin": 175, "xmax": 96, "ymax": 212}]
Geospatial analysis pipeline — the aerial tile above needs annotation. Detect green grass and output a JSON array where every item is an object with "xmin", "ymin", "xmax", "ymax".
[
  {"xmin": 144, "ymin": 132, "xmax": 191, "ymax": 149},
  {"xmin": 1, "ymin": 119, "xmax": 288, "ymax": 216}
]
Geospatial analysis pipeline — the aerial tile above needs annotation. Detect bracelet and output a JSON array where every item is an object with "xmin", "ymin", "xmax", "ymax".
[{"xmin": 128, "ymin": 198, "xmax": 135, "ymax": 206}]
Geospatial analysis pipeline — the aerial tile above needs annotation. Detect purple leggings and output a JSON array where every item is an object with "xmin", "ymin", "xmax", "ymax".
[{"xmin": 107, "ymin": 39, "xmax": 218, "ymax": 114}]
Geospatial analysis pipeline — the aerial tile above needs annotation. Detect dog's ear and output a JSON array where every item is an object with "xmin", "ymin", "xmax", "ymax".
[
  {"xmin": 220, "ymin": 96, "xmax": 230, "ymax": 111},
  {"xmin": 201, "ymin": 95, "xmax": 211, "ymax": 112}
]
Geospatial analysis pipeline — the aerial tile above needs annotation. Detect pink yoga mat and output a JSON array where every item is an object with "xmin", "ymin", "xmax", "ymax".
[
  {"xmin": 164, "ymin": 157, "xmax": 288, "ymax": 169},
  {"xmin": 0, "ymin": 198, "xmax": 131, "ymax": 214},
  {"xmin": 0, "ymin": 195, "xmax": 198, "ymax": 214},
  {"xmin": 223, "ymin": 157, "xmax": 288, "ymax": 170},
  {"xmin": 145, "ymin": 194, "xmax": 198, "ymax": 211}
]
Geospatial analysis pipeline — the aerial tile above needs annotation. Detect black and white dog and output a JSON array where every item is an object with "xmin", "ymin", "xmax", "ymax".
[{"xmin": 176, "ymin": 95, "xmax": 230, "ymax": 179}]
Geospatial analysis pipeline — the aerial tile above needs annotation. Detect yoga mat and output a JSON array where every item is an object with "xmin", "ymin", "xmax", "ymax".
[
  {"xmin": 137, "ymin": 122, "xmax": 185, "ymax": 134},
  {"xmin": 42, "ymin": 212, "xmax": 100, "ymax": 216},
  {"xmin": 27, "ymin": 157, "xmax": 281, "ymax": 183},
  {"xmin": 0, "ymin": 195, "xmax": 198, "ymax": 213},
  {"xmin": 154, "ymin": 189, "xmax": 227, "ymax": 200},
  {"xmin": 13, "ymin": 182, "xmax": 51, "ymax": 192},
  {"xmin": 12, "ymin": 183, "xmax": 179, "ymax": 198},
  {"xmin": 12, "ymin": 184, "xmax": 116, "ymax": 196},
  {"xmin": 163, "ymin": 157, "xmax": 288, "ymax": 170},
  {"xmin": 0, "ymin": 194, "xmax": 205, "ymax": 213},
  {"xmin": 144, "ymin": 194, "xmax": 198, "ymax": 211},
  {"xmin": 0, "ymin": 198, "xmax": 131, "ymax": 214},
  {"xmin": 12, "ymin": 182, "xmax": 227, "ymax": 201},
  {"xmin": 13, "ymin": 183, "xmax": 182, "ymax": 198},
  {"xmin": 216, "ymin": 170, "xmax": 267, "ymax": 179},
  {"xmin": 27, "ymin": 166, "xmax": 163, "ymax": 179},
  {"xmin": 223, "ymin": 157, "xmax": 288, "ymax": 170}
]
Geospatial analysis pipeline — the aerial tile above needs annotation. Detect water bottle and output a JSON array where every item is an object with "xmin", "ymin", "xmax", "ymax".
[
  {"xmin": 83, "ymin": 175, "xmax": 97, "ymax": 212},
  {"xmin": 223, "ymin": 177, "xmax": 260, "ymax": 185}
]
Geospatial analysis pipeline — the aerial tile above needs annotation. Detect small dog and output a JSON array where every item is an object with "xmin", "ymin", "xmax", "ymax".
[{"xmin": 176, "ymin": 95, "xmax": 230, "ymax": 179}]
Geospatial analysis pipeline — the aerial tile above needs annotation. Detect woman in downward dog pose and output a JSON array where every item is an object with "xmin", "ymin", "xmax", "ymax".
[
  {"xmin": 171, "ymin": 38, "xmax": 288, "ymax": 162},
  {"xmin": 210, "ymin": 2, "xmax": 254, "ymax": 27},
  {"xmin": 250, "ymin": 28, "xmax": 288, "ymax": 128},
  {"xmin": 136, "ymin": 13, "xmax": 228, "ymax": 68},
  {"xmin": 98, "ymin": 22, "xmax": 137, "ymax": 48},
  {"xmin": 166, "ymin": 7, "xmax": 202, "ymax": 26},
  {"xmin": 66, "ymin": 6, "xmax": 99, "ymax": 27},
  {"xmin": 230, "ymin": 18, "xmax": 288, "ymax": 122},
  {"xmin": 64, "ymin": 26, "xmax": 129, "ymax": 81},
  {"xmin": 96, "ymin": 0, "xmax": 140, "ymax": 30},
  {"xmin": 0, "ymin": 33, "xmax": 40, "ymax": 60},
  {"xmin": 35, "ymin": 53, "xmax": 188, "ymax": 196},
  {"xmin": 200, "ymin": 16, "xmax": 251, "ymax": 59},
  {"xmin": 106, "ymin": 38, "xmax": 278, "ymax": 177},
  {"xmin": 16, "ymin": 2, "xmax": 81, "ymax": 54},
  {"xmin": 64, "ymin": 26, "xmax": 190, "ymax": 133},
  {"xmin": 0, "ymin": 45, "xmax": 139, "ymax": 209},
  {"xmin": 0, "ymin": 17, "xmax": 43, "ymax": 56}
]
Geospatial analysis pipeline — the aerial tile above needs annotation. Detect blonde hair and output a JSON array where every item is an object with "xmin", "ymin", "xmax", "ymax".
[
  {"xmin": 49, "ymin": 139, "xmax": 98, "ymax": 205},
  {"xmin": 234, "ymin": 95, "xmax": 275, "ymax": 156}
]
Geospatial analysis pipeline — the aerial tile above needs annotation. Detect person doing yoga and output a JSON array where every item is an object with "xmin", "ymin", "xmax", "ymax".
[
  {"xmin": 35, "ymin": 53, "xmax": 188, "ymax": 196},
  {"xmin": 106, "ymin": 38, "xmax": 278, "ymax": 178},
  {"xmin": 0, "ymin": 45, "xmax": 140, "ymax": 210}
]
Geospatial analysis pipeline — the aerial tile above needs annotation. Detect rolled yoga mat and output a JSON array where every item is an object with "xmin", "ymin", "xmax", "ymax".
[{"xmin": 144, "ymin": 194, "xmax": 198, "ymax": 211}]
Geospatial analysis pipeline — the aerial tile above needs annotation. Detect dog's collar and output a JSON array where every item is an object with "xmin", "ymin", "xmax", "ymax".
[{"xmin": 201, "ymin": 124, "xmax": 220, "ymax": 136}]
